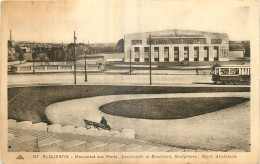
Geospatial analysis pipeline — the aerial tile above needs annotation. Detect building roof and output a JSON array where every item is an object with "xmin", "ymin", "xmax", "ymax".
[{"xmin": 125, "ymin": 29, "xmax": 228, "ymax": 38}]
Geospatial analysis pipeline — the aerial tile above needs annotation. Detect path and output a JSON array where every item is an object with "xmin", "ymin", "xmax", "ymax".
[{"xmin": 45, "ymin": 92, "xmax": 250, "ymax": 151}]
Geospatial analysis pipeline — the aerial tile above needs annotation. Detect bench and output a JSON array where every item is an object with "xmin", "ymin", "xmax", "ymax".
[{"xmin": 84, "ymin": 119, "xmax": 111, "ymax": 130}]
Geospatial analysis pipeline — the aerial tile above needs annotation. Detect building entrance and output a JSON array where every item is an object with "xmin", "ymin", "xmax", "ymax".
[
  {"xmin": 144, "ymin": 47, "xmax": 149, "ymax": 61},
  {"xmin": 154, "ymin": 47, "xmax": 159, "ymax": 61},
  {"xmin": 214, "ymin": 46, "xmax": 219, "ymax": 61},
  {"xmin": 164, "ymin": 47, "xmax": 169, "ymax": 61},
  {"xmin": 134, "ymin": 47, "xmax": 140, "ymax": 62}
]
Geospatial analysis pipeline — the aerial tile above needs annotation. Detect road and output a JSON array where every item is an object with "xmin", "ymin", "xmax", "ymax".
[{"xmin": 8, "ymin": 73, "xmax": 217, "ymax": 87}]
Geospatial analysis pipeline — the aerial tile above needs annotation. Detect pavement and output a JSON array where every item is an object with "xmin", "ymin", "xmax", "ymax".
[
  {"xmin": 45, "ymin": 92, "xmax": 250, "ymax": 152},
  {"xmin": 8, "ymin": 73, "xmax": 249, "ymax": 88}
]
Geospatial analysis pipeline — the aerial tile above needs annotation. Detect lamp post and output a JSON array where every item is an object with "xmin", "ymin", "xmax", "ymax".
[
  {"xmin": 149, "ymin": 34, "xmax": 152, "ymax": 85},
  {"xmin": 84, "ymin": 47, "xmax": 87, "ymax": 82},
  {"xmin": 32, "ymin": 49, "xmax": 35, "ymax": 74},
  {"xmin": 74, "ymin": 31, "xmax": 77, "ymax": 85},
  {"xmin": 129, "ymin": 50, "xmax": 132, "ymax": 74}
]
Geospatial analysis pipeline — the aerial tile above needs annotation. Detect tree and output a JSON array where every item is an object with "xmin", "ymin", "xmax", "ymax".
[
  {"xmin": 14, "ymin": 44, "xmax": 21, "ymax": 53},
  {"xmin": 8, "ymin": 52, "xmax": 15, "ymax": 61},
  {"xmin": 67, "ymin": 43, "xmax": 85, "ymax": 60},
  {"xmin": 116, "ymin": 39, "xmax": 124, "ymax": 52},
  {"xmin": 32, "ymin": 51, "xmax": 37, "ymax": 60},
  {"xmin": 18, "ymin": 52, "xmax": 25, "ymax": 63},
  {"xmin": 34, "ymin": 53, "xmax": 49, "ymax": 61}
]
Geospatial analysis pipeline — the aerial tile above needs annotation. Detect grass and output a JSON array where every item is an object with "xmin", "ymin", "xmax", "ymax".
[
  {"xmin": 99, "ymin": 97, "xmax": 249, "ymax": 119},
  {"xmin": 8, "ymin": 85, "xmax": 250, "ymax": 123}
]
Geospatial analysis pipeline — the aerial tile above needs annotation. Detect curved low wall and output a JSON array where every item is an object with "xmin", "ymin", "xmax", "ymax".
[{"xmin": 8, "ymin": 85, "xmax": 250, "ymax": 123}]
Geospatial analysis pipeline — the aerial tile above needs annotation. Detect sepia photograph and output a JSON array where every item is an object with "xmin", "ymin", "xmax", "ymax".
[{"xmin": 1, "ymin": 0, "xmax": 259, "ymax": 163}]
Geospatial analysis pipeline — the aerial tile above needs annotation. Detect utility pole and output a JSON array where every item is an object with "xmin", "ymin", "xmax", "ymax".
[
  {"xmin": 32, "ymin": 49, "xmax": 35, "ymax": 74},
  {"xmin": 74, "ymin": 31, "xmax": 77, "ymax": 85},
  {"xmin": 84, "ymin": 40, "xmax": 87, "ymax": 82},
  {"xmin": 129, "ymin": 50, "xmax": 132, "ymax": 74},
  {"xmin": 9, "ymin": 29, "xmax": 13, "ymax": 58},
  {"xmin": 149, "ymin": 34, "xmax": 152, "ymax": 85}
]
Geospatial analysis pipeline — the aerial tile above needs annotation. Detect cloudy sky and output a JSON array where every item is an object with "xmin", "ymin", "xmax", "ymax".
[{"xmin": 3, "ymin": 0, "xmax": 252, "ymax": 43}]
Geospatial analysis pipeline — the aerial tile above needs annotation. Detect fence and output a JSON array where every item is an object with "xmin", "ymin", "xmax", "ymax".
[{"xmin": 11, "ymin": 65, "xmax": 104, "ymax": 73}]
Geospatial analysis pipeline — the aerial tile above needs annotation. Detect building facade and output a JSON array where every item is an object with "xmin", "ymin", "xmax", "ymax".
[{"xmin": 124, "ymin": 29, "xmax": 229, "ymax": 62}]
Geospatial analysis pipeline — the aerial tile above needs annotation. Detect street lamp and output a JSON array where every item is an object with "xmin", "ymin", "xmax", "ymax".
[
  {"xmin": 149, "ymin": 34, "xmax": 152, "ymax": 85},
  {"xmin": 32, "ymin": 49, "xmax": 35, "ymax": 74},
  {"xmin": 84, "ymin": 47, "xmax": 87, "ymax": 82},
  {"xmin": 74, "ymin": 31, "xmax": 77, "ymax": 85},
  {"xmin": 129, "ymin": 50, "xmax": 132, "ymax": 74}
]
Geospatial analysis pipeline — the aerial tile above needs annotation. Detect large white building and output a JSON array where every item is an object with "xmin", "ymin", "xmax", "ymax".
[{"xmin": 124, "ymin": 29, "xmax": 229, "ymax": 62}]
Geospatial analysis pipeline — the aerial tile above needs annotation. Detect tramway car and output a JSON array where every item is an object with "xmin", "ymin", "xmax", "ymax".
[{"xmin": 212, "ymin": 65, "xmax": 250, "ymax": 84}]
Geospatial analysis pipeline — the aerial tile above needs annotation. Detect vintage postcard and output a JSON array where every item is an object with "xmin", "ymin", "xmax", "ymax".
[{"xmin": 1, "ymin": 0, "xmax": 259, "ymax": 163}]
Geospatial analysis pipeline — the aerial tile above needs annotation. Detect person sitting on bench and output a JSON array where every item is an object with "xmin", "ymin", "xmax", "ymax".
[{"xmin": 100, "ymin": 116, "xmax": 111, "ymax": 130}]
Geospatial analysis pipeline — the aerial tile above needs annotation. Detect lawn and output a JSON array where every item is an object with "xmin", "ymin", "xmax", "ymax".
[{"xmin": 99, "ymin": 97, "xmax": 249, "ymax": 119}]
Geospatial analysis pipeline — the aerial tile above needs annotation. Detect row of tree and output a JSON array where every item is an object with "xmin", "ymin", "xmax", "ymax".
[
  {"xmin": 8, "ymin": 43, "xmax": 25, "ymax": 62},
  {"xmin": 229, "ymin": 41, "xmax": 250, "ymax": 57},
  {"xmin": 8, "ymin": 39, "xmax": 124, "ymax": 62}
]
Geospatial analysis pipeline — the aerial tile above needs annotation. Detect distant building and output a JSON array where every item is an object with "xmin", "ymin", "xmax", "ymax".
[
  {"xmin": 124, "ymin": 29, "xmax": 229, "ymax": 62},
  {"xmin": 229, "ymin": 48, "xmax": 245, "ymax": 61},
  {"xmin": 21, "ymin": 46, "xmax": 31, "ymax": 53},
  {"xmin": 229, "ymin": 40, "xmax": 250, "ymax": 60}
]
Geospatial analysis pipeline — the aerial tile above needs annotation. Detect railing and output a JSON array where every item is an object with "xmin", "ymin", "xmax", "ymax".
[
  {"xmin": 11, "ymin": 65, "xmax": 103, "ymax": 73},
  {"xmin": 46, "ymin": 66, "xmax": 59, "ymax": 70},
  {"xmin": 60, "ymin": 66, "xmax": 72, "ymax": 70},
  {"xmin": 35, "ymin": 66, "xmax": 45, "ymax": 70},
  {"xmin": 20, "ymin": 66, "xmax": 32, "ymax": 71}
]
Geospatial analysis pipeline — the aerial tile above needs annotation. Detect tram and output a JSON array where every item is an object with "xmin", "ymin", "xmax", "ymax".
[{"xmin": 212, "ymin": 65, "xmax": 250, "ymax": 84}]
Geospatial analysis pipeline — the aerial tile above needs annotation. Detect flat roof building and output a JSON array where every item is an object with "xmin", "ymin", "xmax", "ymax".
[{"xmin": 124, "ymin": 29, "xmax": 229, "ymax": 62}]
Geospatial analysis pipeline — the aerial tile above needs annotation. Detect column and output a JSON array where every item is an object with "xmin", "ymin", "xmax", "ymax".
[
  {"xmin": 226, "ymin": 48, "xmax": 230, "ymax": 61},
  {"xmin": 131, "ymin": 46, "xmax": 135, "ymax": 62},
  {"xmin": 209, "ymin": 46, "xmax": 214, "ymax": 61},
  {"xmin": 139, "ymin": 46, "xmax": 144, "ymax": 62},
  {"xmin": 124, "ymin": 47, "xmax": 131, "ymax": 62},
  {"xmin": 151, "ymin": 46, "xmax": 155, "ymax": 62},
  {"xmin": 179, "ymin": 45, "xmax": 184, "ymax": 61},
  {"xmin": 169, "ymin": 46, "xmax": 174, "ymax": 62},
  {"xmin": 222, "ymin": 47, "xmax": 229, "ymax": 61},
  {"xmin": 124, "ymin": 47, "xmax": 128, "ymax": 62},
  {"xmin": 199, "ymin": 46, "xmax": 204, "ymax": 61},
  {"xmin": 218, "ymin": 47, "xmax": 223, "ymax": 61},
  {"xmin": 159, "ymin": 46, "xmax": 164, "ymax": 62},
  {"xmin": 189, "ymin": 45, "xmax": 194, "ymax": 61}
]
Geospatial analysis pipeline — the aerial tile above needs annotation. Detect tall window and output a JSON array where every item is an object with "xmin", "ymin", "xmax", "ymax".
[
  {"xmin": 154, "ymin": 47, "xmax": 159, "ymax": 61},
  {"xmin": 204, "ymin": 47, "xmax": 209, "ymax": 61},
  {"xmin": 213, "ymin": 46, "xmax": 218, "ymax": 61},
  {"xmin": 194, "ymin": 47, "xmax": 199, "ymax": 61},
  {"xmin": 223, "ymin": 49, "xmax": 228, "ymax": 58},
  {"xmin": 164, "ymin": 47, "xmax": 169, "ymax": 61},
  {"xmin": 134, "ymin": 47, "xmax": 140, "ymax": 62},
  {"xmin": 144, "ymin": 47, "xmax": 149, "ymax": 62},
  {"xmin": 174, "ymin": 47, "xmax": 179, "ymax": 61},
  {"xmin": 184, "ymin": 47, "xmax": 189, "ymax": 61}
]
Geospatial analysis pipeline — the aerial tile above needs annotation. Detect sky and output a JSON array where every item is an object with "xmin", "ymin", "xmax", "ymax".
[{"xmin": 2, "ymin": 0, "xmax": 252, "ymax": 43}]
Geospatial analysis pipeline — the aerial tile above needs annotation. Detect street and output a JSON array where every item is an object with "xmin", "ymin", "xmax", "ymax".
[{"xmin": 8, "ymin": 73, "xmax": 215, "ymax": 87}]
